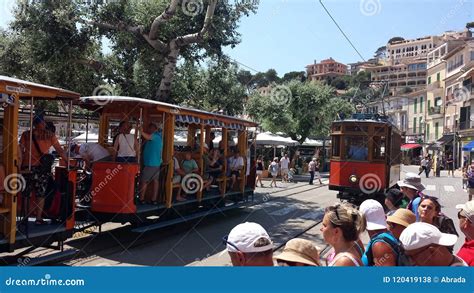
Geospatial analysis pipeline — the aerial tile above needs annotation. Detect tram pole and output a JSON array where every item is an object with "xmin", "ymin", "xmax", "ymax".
[{"xmin": 67, "ymin": 100, "xmax": 73, "ymax": 171}]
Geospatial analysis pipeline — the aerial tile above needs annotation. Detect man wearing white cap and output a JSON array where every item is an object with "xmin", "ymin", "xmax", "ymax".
[
  {"xmin": 224, "ymin": 222, "xmax": 274, "ymax": 266},
  {"xmin": 456, "ymin": 201, "xmax": 474, "ymax": 266},
  {"xmin": 397, "ymin": 172, "xmax": 425, "ymax": 220},
  {"xmin": 360, "ymin": 199, "xmax": 400, "ymax": 266},
  {"xmin": 400, "ymin": 222, "xmax": 467, "ymax": 266}
]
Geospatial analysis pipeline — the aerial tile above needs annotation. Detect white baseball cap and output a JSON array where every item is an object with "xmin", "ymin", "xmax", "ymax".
[
  {"xmin": 359, "ymin": 199, "xmax": 387, "ymax": 231},
  {"xmin": 456, "ymin": 200, "xmax": 474, "ymax": 222},
  {"xmin": 226, "ymin": 222, "xmax": 273, "ymax": 253},
  {"xmin": 399, "ymin": 222, "xmax": 458, "ymax": 251}
]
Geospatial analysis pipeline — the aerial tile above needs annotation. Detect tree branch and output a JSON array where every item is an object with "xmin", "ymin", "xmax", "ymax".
[
  {"xmin": 176, "ymin": 0, "xmax": 218, "ymax": 47},
  {"xmin": 148, "ymin": 0, "xmax": 180, "ymax": 41}
]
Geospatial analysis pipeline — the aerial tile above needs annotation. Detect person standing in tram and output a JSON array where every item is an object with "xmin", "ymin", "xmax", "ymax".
[
  {"xmin": 19, "ymin": 115, "xmax": 68, "ymax": 225},
  {"xmin": 113, "ymin": 120, "xmax": 138, "ymax": 163},
  {"xmin": 138, "ymin": 122, "xmax": 163, "ymax": 205}
]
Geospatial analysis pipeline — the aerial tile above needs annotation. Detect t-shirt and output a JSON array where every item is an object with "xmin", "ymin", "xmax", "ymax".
[
  {"xmin": 116, "ymin": 133, "xmax": 136, "ymax": 157},
  {"xmin": 20, "ymin": 129, "xmax": 59, "ymax": 167},
  {"xmin": 79, "ymin": 143, "xmax": 110, "ymax": 162},
  {"xmin": 182, "ymin": 159, "xmax": 198, "ymax": 174},
  {"xmin": 457, "ymin": 240, "xmax": 474, "ymax": 266},
  {"xmin": 229, "ymin": 156, "xmax": 244, "ymax": 171},
  {"xmin": 280, "ymin": 157, "xmax": 289, "ymax": 169},
  {"xmin": 308, "ymin": 161, "xmax": 316, "ymax": 172},
  {"xmin": 143, "ymin": 131, "xmax": 163, "ymax": 167},
  {"xmin": 407, "ymin": 196, "xmax": 421, "ymax": 220},
  {"xmin": 269, "ymin": 162, "xmax": 279, "ymax": 174}
]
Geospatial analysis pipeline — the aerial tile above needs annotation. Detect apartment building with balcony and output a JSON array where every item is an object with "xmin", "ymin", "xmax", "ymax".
[
  {"xmin": 405, "ymin": 89, "xmax": 427, "ymax": 143},
  {"xmin": 306, "ymin": 58, "xmax": 348, "ymax": 82},
  {"xmin": 365, "ymin": 95, "xmax": 409, "ymax": 133},
  {"xmin": 443, "ymin": 41, "xmax": 474, "ymax": 157},
  {"xmin": 361, "ymin": 61, "xmax": 427, "ymax": 96}
]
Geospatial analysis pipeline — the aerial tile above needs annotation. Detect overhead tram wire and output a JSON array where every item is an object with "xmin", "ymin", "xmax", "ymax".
[{"xmin": 318, "ymin": 0, "xmax": 366, "ymax": 62}]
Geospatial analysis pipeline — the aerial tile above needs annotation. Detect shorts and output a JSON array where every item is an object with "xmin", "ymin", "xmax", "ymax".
[
  {"xmin": 281, "ymin": 168, "xmax": 289, "ymax": 175},
  {"xmin": 173, "ymin": 175, "xmax": 182, "ymax": 184},
  {"xmin": 23, "ymin": 167, "xmax": 53, "ymax": 198},
  {"xmin": 256, "ymin": 170, "xmax": 263, "ymax": 175},
  {"xmin": 271, "ymin": 172, "xmax": 277, "ymax": 177},
  {"xmin": 231, "ymin": 170, "xmax": 240, "ymax": 177},
  {"xmin": 142, "ymin": 166, "xmax": 160, "ymax": 182}
]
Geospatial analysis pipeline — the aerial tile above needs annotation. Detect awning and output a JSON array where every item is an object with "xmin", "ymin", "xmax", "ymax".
[
  {"xmin": 437, "ymin": 134, "xmax": 454, "ymax": 145},
  {"xmin": 401, "ymin": 143, "xmax": 422, "ymax": 150},
  {"xmin": 426, "ymin": 142, "xmax": 442, "ymax": 150},
  {"xmin": 462, "ymin": 141, "xmax": 474, "ymax": 152}
]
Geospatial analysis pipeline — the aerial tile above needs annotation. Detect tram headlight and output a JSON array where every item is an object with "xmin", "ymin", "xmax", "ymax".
[{"xmin": 349, "ymin": 175, "xmax": 357, "ymax": 183}]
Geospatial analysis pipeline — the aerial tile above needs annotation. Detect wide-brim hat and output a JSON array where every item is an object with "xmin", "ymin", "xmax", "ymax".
[
  {"xmin": 274, "ymin": 239, "xmax": 320, "ymax": 266},
  {"xmin": 387, "ymin": 209, "xmax": 416, "ymax": 227},
  {"xmin": 397, "ymin": 172, "xmax": 425, "ymax": 191}
]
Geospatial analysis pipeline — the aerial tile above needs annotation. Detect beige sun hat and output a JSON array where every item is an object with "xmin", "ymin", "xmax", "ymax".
[{"xmin": 274, "ymin": 238, "xmax": 321, "ymax": 266}]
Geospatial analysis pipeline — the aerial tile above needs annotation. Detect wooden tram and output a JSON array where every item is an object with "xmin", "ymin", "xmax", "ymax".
[
  {"xmin": 0, "ymin": 76, "xmax": 258, "ymax": 263},
  {"xmin": 328, "ymin": 114, "xmax": 401, "ymax": 204},
  {"xmin": 77, "ymin": 96, "xmax": 258, "ymax": 231},
  {"xmin": 0, "ymin": 76, "xmax": 80, "ymax": 259}
]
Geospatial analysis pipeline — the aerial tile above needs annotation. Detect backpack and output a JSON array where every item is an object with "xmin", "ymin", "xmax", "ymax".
[{"xmin": 364, "ymin": 232, "xmax": 410, "ymax": 266}]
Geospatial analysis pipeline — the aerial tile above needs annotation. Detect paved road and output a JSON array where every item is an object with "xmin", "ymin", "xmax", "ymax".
[{"xmin": 24, "ymin": 165, "xmax": 467, "ymax": 266}]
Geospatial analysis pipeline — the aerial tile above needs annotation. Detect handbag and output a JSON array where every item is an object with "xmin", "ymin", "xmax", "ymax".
[{"xmin": 32, "ymin": 133, "xmax": 55, "ymax": 172}]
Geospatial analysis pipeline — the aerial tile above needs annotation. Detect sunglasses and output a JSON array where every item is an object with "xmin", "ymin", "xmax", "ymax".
[
  {"xmin": 325, "ymin": 204, "xmax": 341, "ymax": 221},
  {"xmin": 222, "ymin": 235, "xmax": 241, "ymax": 252}
]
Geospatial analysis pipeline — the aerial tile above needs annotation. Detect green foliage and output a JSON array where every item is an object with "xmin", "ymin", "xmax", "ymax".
[
  {"xmin": 246, "ymin": 81, "xmax": 354, "ymax": 142},
  {"xmin": 171, "ymin": 60, "xmax": 246, "ymax": 116},
  {"xmin": 388, "ymin": 36, "xmax": 404, "ymax": 44},
  {"xmin": 282, "ymin": 71, "xmax": 306, "ymax": 83}
]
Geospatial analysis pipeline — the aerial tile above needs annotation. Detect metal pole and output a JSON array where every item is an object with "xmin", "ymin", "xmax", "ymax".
[
  {"xmin": 67, "ymin": 100, "xmax": 73, "ymax": 171},
  {"xmin": 137, "ymin": 108, "xmax": 143, "ymax": 167},
  {"xmin": 85, "ymin": 113, "xmax": 89, "ymax": 143},
  {"xmin": 28, "ymin": 97, "xmax": 34, "ymax": 171},
  {"xmin": 454, "ymin": 105, "xmax": 457, "ymax": 172}
]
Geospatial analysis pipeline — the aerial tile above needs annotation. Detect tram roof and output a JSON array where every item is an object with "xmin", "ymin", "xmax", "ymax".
[
  {"xmin": 80, "ymin": 96, "xmax": 258, "ymax": 127},
  {"xmin": 0, "ymin": 76, "xmax": 80, "ymax": 100}
]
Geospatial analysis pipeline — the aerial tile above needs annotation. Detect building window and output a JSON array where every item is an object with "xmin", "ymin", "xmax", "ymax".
[
  {"xmin": 435, "ymin": 122, "xmax": 439, "ymax": 139},
  {"xmin": 414, "ymin": 99, "xmax": 417, "ymax": 114},
  {"xmin": 426, "ymin": 124, "xmax": 430, "ymax": 141},
  {"xmin": 436, "ymin": 72, "xmax": 440, "ymax": 81},
  {"xmin": 471, "ymin": 51, "xmax": 474, "ymax": 61},
  {"xmin": 420, "ymin": 96, "xmax": 424, "ymax": 113},
  {"xmin": 413, "ymin": 117, "xmax": 417, "ymax": 132},
  {"xmin": 435, "ymin": 96, "xmax": 442, "ymax": 106},
  {"xmin": 419, "ymin": 118, "xmax": 423, "ymax": 134},
  {"xmin": 428, "ymin": 76, "xmax": 431, "ymax": 84},
  {"xmin": 428, "ymin": 100, "xmax": 431, "ymax": 111}
]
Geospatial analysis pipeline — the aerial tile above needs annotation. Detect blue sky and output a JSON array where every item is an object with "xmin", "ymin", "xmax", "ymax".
[{"xmin": 1, "ymin": 0, "xmax": 472, "ymax": 76}]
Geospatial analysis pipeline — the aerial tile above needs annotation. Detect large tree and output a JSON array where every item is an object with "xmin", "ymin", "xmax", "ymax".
[
  {"xmin": 1, "ymin": 0, "xmax": 258, "ymax": 103},
  {"xmin": 246, "ymin": 81, "xmax": 354, "ymax": 143}
]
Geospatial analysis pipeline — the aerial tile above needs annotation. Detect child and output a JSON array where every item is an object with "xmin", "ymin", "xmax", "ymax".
[
  {"xmin": 288, "ymin": 168, "xmax": 296, "ymax": 183},
  {"xmin": 268, "ymin": 157, "xmax": 279, "ymax": 188}
]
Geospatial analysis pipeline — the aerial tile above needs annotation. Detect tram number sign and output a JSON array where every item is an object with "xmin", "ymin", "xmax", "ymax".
[{"xmin": 6, "ymin": 85, "xmax": 31, "ymax": 95}]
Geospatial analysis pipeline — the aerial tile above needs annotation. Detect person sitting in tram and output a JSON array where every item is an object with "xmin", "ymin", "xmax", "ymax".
[
  {"xmin": 138, "ymin": 122, "xmax": 163, "ymax": 205},
  {"xmin": 204, "ymin": 148, "xmax": 224, "ymax": 191},
  {"xmin": 228, "ymin": 149, "xmax": 244, "ymax": 190},
  {"xmin": 19, "ymin": 115, "xmax": 68, "ymax": 225},
  {"xmin": 113, "ymin": 120, "xmax": 138, "ymax": 163},
  {"xmin": 182, "ymin": 151, "xmax": 199, "ymax": 175},
  {"xmin": 70, "ymin": 143, "xmax": 112, "ymax": 169},
  {"xmin": 348, "ymin": 138, "xmax": 368, "ymax": 161}
]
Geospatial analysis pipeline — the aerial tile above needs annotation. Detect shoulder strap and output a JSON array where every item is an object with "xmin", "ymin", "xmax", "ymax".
[{"xmin": 31, "ymin": 133, "xmax": 45, "ymax": 155}]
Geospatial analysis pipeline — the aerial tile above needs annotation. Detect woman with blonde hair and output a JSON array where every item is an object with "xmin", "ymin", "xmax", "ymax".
[{"xmin": 321, "ymin": 202, "xmax": 365, "ymax": 266}]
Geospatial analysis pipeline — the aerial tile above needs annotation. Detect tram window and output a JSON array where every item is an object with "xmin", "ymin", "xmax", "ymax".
[
  {"xmin": 345, "ymin": 136, "xmax": 368, "ymax": 161},
  {"xmin": 332, "ymin": 136, "xmax": 341, "ymax": 157},
  {"xmin": 345, "ymin": 125, "xmax": 369, "ymax": 133},
  {"xmin": 373, "ymin": 136, "xmax": 386, "ymax": 160}
]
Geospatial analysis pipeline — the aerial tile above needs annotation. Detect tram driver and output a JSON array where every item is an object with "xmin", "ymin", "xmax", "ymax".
[{"xmin": 347, "ymin": 137, "xmax": 368, "ymax": 161}]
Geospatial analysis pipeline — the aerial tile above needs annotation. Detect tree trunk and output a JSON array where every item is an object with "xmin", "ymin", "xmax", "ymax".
[{"xmin": 156, "ymin": 40, "xmax": 180, "ymax": 101}]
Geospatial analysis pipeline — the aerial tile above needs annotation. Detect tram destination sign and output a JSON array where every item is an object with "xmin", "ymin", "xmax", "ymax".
[{"xmin": 5, "ymin": 85, "xmax": 31, "ymax": 95}]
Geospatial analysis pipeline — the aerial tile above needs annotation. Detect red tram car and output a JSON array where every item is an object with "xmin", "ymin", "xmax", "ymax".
[{"xmin": 328, "ymin": 114, "xmax": 401, "ymax": 204}]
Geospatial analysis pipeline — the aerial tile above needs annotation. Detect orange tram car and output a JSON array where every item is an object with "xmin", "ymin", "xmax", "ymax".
[
  {"xmin": 328, "ymin": 114, "xmax": 401, "ymax": 205},
  {"xmin": 0, "ymin": 76, "xmax": 258, "ymax": 264}
]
